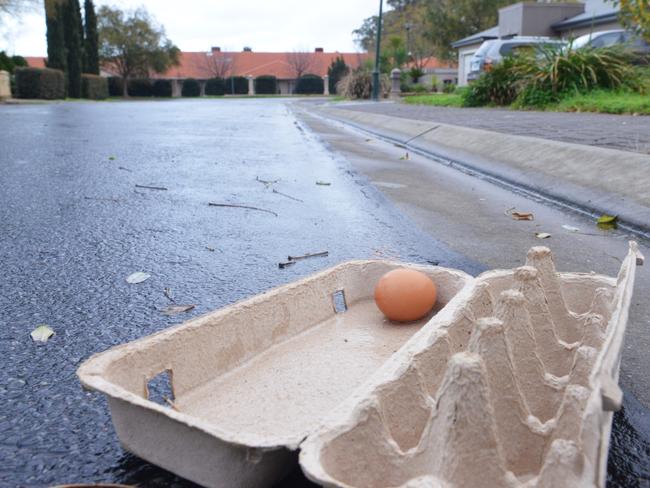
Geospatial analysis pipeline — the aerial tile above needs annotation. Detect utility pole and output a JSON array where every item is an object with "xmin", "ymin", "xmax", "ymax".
[{"xmin": 371, "ymin": 0, "xmax": 384, "ymax": 101}]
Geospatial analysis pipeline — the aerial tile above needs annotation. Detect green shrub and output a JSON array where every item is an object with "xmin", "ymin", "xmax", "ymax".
[
  {"xmin": 152, "ymin": 79, "xmax": 173, "ymax": 97},
  {"xmin": 409, "ymin": 67, "xmax": 424, "ymax": 83},
  {"xmin": 442, "ymin": 82, "xmax": 457, "ymax": 94},
  {"xmin": 205, "ymin": 77, "xmax": 226, "ymax": 96},
  {"xmin": 463, "ymin": 57, "xmax": 523, "ymax": 107},
  {"xmin": 412, "ymin": 84, "xmax": 428, "ymax": 94},
  {"xmin": 81, "ymin": 73, "xmax": 108, "ymax": 99},
  {"xmin": 127, "ymin": 78, "xmax": 153, "ymax": 97},
  {"xmin": 107, "ymin": 77, "xmax": 123, "ymax": 96},
  {"xmin": 295, "ymin": 74, "xmax": 324, "ymax": 94},
  {"xmin": 337, "ymin": 70, "xmax": 390, "ymax": 99},
  {"xmin": 182, "ymin": 78, "xmax": 201, "ymax": 97},
  {"xmin": 328, "ymin": 56, "xmax": 349, "ymax": 94},
  {"xmin": 14, "ymin": 67, "xmax": 65, "ymax": 99},
  {"xmin": 400, "ymin": 82, "xmax": 412, "ymax": 93},
  {"xmin": 0, "ymin": 52, "xmax": 27, "ymax": 73},
  {"xmin": 255, "ymin": 75, "xmax": 277, "ymax": 94},
  {"xmin": 226, "ymin": 76, "xmax": 248, "ymax": 94}
]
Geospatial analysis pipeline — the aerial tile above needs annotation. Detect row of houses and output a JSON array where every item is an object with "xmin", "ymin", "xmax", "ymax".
[{"xmin": 25, "ymin": 0, "xmax": 623, "ymax": 93}]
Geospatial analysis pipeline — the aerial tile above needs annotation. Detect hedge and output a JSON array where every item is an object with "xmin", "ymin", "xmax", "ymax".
[
  {"xmin": 226, "ymin": 76, "xmax": 248, "ymax": 95},
  {"xmin": 254, "ymin": 75, "xmax": 277, "ymax": 95},
  {"xmin": 152, "ymin": 79, "xmax": 173, "ymax": 97},
  {"xmin": 81, "ymin": 74, "xmax": 108, "ymax": 99},
  {"xmin": 14, "ymin": 67, "xmax": 65, "ymax": 99},
  {"xmin": 205, "ymin": 77, "xmax": 226, "ymax": 96},
  {"xmin": 107, "ymin": 77, "xmax": 123, "ymax": 96},
  {"xmin": 127, "ymin": 78, "xmax": 153, "ymax": 97},
  {"xmin": 182, "ymin": 78, "xmax": 201, "ymax": 97},
  {"xmin": 295, "ymin": 74, "xmax": 324, "ymax": 95}
]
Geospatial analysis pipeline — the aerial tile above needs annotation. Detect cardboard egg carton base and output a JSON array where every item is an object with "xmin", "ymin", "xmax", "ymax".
[
  {"xmin": 300, "ymin": 242, "xmax": 643, "ymax": 488},
  {"xmin": 78, "ymin": 244, "xmax": 642, "ymax": 488}
]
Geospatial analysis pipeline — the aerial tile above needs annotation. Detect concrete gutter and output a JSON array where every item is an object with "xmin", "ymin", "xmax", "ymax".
[{"xmin": 313, "ymin": 105, "xmax": 650, "ymax": 236}]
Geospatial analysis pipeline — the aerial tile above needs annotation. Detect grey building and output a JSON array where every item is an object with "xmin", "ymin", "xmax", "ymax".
[{"xmin": 452, "ymin": 0, "xmax": 621, "ymax": 85}]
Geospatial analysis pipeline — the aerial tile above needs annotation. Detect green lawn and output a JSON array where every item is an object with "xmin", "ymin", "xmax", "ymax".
[
  {"xmin": 402, "ymin": 93, "xmax": 464, "ymax": 107},
  {"xmin": 551, "ymin": 90, "xmax": 650, "ymax": 115}
]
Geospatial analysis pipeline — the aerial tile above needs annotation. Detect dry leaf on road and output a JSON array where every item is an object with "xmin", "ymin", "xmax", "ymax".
[
  {"xmin": 535, "ymin": 232, "xmax": 551, "ymax": 239},
  {"xmin": 31, "ymin": 325, "xmax": 54, "ymax": 342},
  {"xmin": 511, "ymin": 211, "xmax": 534, "ymax": 221},
  {"xmin": 161, "ymin": 304, "xmax": 196, "ymax": 316},
  {"xmin": 562, "ymin": 225, "xmax": 581, "ymax": 232},
  {"xmin": 597, "ymin": 214, "xmax": 618, "ymax": 224},
  {"xmin": 126, "ymin": 272, "xmax": 151, "ymax": 284}
]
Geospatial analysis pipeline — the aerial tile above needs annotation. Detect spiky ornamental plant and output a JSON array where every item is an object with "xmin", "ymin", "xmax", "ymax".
[
  {"xmin": 45, "ymin": 0, "xmax": 67, "ymax": 71},
  {"xmin": 83, "ymin": 0, "xmax": 99, "ymax": 74}
]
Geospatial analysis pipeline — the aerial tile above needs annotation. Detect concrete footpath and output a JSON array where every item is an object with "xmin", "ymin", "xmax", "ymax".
[{"xmin": 310, "ymin": 102, "xmax": 650, "ymax": 236}]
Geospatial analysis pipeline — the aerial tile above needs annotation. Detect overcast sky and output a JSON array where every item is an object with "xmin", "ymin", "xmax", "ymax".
[{"xmin": 1, "ymin": 1, "xmax": 384, "ymax": 56}]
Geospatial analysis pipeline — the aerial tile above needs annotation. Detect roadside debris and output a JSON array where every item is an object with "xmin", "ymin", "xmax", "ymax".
[
  {"xmin": 164, "ymin": 287, "xmax": 175, "ymax": 302},
  {"xmin": 84, "ymin": 196, "xmax": 120, "ymax": 203},
  {"xmin": 161, "ymin": 304, "xmax": 196, "ymax": 316},
  {"xmin": 135, "ymin": 184, "xmax": 168, "ymax": 191},
  {"xmin": 272, "ymin": 189, "xmax": 303, "ymax": 202},
  {"xmin": 206, "ymin": 246, "xmax": 216, "ymax": 252},
  {"xmin": 316, "ymin": 181, "xmax": 331, "ymax": 186},
  {"xmin": 108, "ymin": 156, "xmax": 116, "ymax": 161},
  {"xmin": 535, "ymin": 232, "xmax": 552, "ymax": 239},
  {"xmin": 118, "ymin": 166, "xmax": 132, "ymax": 172},
  {"xmin": 278, "ymin": 261, "xmax": 296, "ymax": 269},
  {"xmin": 399, "ymin": 152, "xmax": 410, "ymax": 160},
  {"xmin": 126, "ymin": 272, "xmax": 151, "ymax": 284},
  {"xmin": 255, "ymin": 176, "xmax": 279, "ymax": 188},
  {"xmin": 30, "ymin": 325, "xmax": 54, "ymax": 343},
  {"xmin": 288, "ymin": 251, "xmax": 329, "ymax": 261},
  {"xmin": 562, "ymin": 225, "xmax": 581, "ymax": 233},
  {"xmin": 597, "ymin": 214, "xmax": 618, "ymax": 230},
  {"xmin": 208, "ymin": 202, "xmax": 278, "ymax": 217},
  {"xmin": 506, "ymin": 207, "xmax": 534, "ymax": 221}
]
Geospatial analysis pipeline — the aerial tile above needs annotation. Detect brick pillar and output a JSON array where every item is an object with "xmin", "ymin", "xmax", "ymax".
[
  {"xmin": 390, "ymin": 68, "xmax": 401, "ymax": 99},
  {"xmin": 247, "ymin": 75, "xmax": 254, "ymax": 96},
  {"xmin": 323, "ymin": 75, "xmax": 330, "ymax": 96}
]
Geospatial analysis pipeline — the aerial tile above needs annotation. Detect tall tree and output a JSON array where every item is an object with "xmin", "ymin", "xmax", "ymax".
[
  {"xmin": 83, "ymin": 0, "xmax": 99, "ymax": 74},
  {"xmin": 63, "ymin": 0, "xmax": 83, "ymax": 96},
  {"xmin": 616, "ymin": 0, "xmax": 650, "ymax": 42},
  {"xmin": 327, "ymin": 56, "xmax": 349, "ymax": 94},
  {"xmin": 44, "ymin": 0, "xmax": 66, "ymax": 71},
  {"xmin": 98, "ymin": 6, "xmax": 180, "ymax": 96}
]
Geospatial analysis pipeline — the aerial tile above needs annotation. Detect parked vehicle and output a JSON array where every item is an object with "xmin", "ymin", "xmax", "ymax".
[
  {"xmin": 468, "ymin": 37, "xmax": 567, "ymax": 81},
  {"xmin": 573, "ymin": 29, "xmax": 650, "ymax": 61}
]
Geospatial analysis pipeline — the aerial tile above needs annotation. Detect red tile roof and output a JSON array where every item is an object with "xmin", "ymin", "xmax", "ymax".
[{"xmin": 24, "ymin": 57, "xmax": 47, "ymax": 69}]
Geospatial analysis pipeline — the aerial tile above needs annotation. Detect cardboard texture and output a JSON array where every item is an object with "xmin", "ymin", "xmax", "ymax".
[{"xmin": 78, "ymin": 245, "xmax": 642, "ymax": 488}]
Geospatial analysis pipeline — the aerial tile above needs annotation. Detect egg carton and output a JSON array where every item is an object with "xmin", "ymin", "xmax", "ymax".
[
  {"xmin": 300, "ymin": 242, "xmax": 643, "ymax": 488},
  {"xmin": 77, "ymin": 243, "xmax": 642, "ymax": 488}
]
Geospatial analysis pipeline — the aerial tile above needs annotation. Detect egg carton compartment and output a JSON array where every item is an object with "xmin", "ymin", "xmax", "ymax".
[
  {"xmin": 77, "ymin": 260, "xmax": 471, "ymax": 488},
  {"xmin": 300, "ymin": 243, "xmax": 643, "ymax": 488}
]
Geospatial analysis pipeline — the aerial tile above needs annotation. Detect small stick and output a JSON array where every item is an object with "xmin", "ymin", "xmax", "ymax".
[
  {"xmin": 272, "ymin": 189, "xmax": 303, "ymax": 202},
  {"xmin": 135, "ymin": 184, "xmax": 168, "ymax": 191},
  {"xmin": 288, "ymin": 251, "xmax": 329, "ymax": 261},
  {"xmin": 208, "ymin": 203, "xmax": 278, "ymax": 217},
  {"xmin": 256, "ymin": 176, "xmax": 279, "ymax": 187},
  {"xmin": 163, "ymin": 287, "xmax": 175, "ymax": 303},
  {"xmin": 278, "ymin": 261, "xmax": 296, "ymax": 269},
  {"xmin": 118, "ymin": 166, "xmax": 132, "ymax": 172},
  {"xmin": 84, "ymin": 196, "xmax": 120, "ymax": 202}
]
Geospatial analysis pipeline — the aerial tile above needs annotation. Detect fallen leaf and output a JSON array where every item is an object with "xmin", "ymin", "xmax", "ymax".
[
  {"xmin": 108, "ymin": 156, "xmax": 116, "ymax": 160},
  {"xmin": 31, "ymin": 325, "xmax": 54, "ymax": 342},
  {"xmin": 206, "ymin": 246, "xmax": 215, "ymax": 252},
  {"xmin": 126, "ymin": 272, "xmax": 151, "ymax": 284},
  {"xmin": 511, "ymin": 211, "xmax": 534, "ymax": 221},
  {"xmin": 597, "ymin": 214, "xmax": 618, "ymax": 224},
  {"xmin": 316, "ymin": 181, "xmax": 331, "ymax": 186},
  {"xmin": 161, "ymin": 304, "xmax": 196, "ymax": 316},
  {"xmin": 562, "ymin": 225, "xmax": 581, "ymax": 232},
  {"xmin": 399, "ymin": 152, "xmax": 410, "ymax": 160},
  {"xmin": 535, "ymin": 232, "xmax": 552, "ymax": 239}
]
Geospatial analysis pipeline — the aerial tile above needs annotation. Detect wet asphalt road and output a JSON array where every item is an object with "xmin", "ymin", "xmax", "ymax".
[
  {"xmin": 0, "ymin": 99, "xmax": 479, "ymax": 487},
  {"xmin": 0, "ymin": 99, "xmax": 648, "ymax": 487}
]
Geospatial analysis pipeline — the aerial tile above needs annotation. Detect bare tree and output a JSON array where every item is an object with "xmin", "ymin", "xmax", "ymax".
[
  {"xmin": 203, "ymin": 50, "xmax": 236, "ymax": 78},
  {"xmin": 0, "ymin": 0, "xmax": 38, "ymax": 25},
  {"xmin": 286, "ymin": 49, "xmax": 314, "ymax": 79}
]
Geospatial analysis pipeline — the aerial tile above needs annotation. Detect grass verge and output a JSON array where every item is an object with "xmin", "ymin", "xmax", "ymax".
[
  {"xmin": 402, "ymin": 93, "xmax": 464, "ymax": 107},
  {"xmin": 550, "ymin": 90, "xmax": 650, "ymax": 115}
]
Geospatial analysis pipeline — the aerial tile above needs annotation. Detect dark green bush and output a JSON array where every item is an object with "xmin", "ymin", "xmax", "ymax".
[
  {"xmin": 14, "ymin": 67, "xmax": 65, "ymax": 99},
  {"xmin": 400, "ymin": 82, "xmax": 412, "ymax": 92},
  {"xmin": 81, "ymin": 73, "xmax": 108, "ymax": 99},
  {"xmin": 254, "ymin": 75, "xmax": 277, "ymax": 94},
  {"xmin": 442, "ymin": 82, "xmax": 457, "ymax": 94},
  {"xmin": 328, "ymin": 56, "xmax": 349, "ymax": 94},
  {"xmin": 127, "ymin": 78, "xmax": 153, "ymax": 97},
  {"xmin": 412, "ymin": 84, "xmax": 428, "ymax": 94},
  {"xmin": 182, "ymin": 78, "xmax": 201, "ymax": 97},
  {"xmin": 107, "ymin": 77, "xmax": 123, "ymax": 96},
  {"xmin": 226, "ymin": 76, "xmax": 248, "ymax": 94},
  {"xmin": 463, "ymin": 57, "xmax": 523, "ymax": 107},
  {"xmin": 152, "ymin": 79, "xmax": 173, "ymax": 97},
  {"xmin": 408, "ymin": 67, "xmax": 424, "ymax": 83},
  {"xmin": 295, "ymin": 74, "xmax": 324, "ymax": 94},
  {"xmin": 205, "ymin": 77, "xmax": 226, "ymax": 96}
]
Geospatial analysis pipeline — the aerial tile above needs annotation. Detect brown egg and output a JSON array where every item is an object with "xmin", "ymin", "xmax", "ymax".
[{"xmin": 374, "ymin": 269, "xmax": 437, "ymax": 323}]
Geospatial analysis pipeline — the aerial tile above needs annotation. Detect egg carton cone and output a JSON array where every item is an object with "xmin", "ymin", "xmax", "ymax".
[{"xmin": 77, "ymin": 243, "xmax": 642, "ymax": 488}]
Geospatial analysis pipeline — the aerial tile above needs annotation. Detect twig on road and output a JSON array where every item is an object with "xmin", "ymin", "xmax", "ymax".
[
  {"xmin": 272, "ymin": 189, "xmax": 303, "ymax": 202},
  {"xmin": 256, "ymin": 176, "xmax": 279, "ymax": 188},
  {"xmin": 135, "ymin": 184, "xmax": 168, "ymax": 191},
  {"xmin": 288, "ymin": 251, "xmax": 329, "ymax": 261},
  {"xmin": 208, "ymin": 202, "xmax": 278, "ymax": 217},
  {"xmin": 118, "ymin": 166, "xmax": 133, "ymax": 172},
  {"xmin": 278, "ymin": 261, "xmax": 296, "ymax": 269}
]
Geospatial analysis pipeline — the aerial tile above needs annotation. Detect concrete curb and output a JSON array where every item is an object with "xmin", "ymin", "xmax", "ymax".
[{"xmin": 314, "ymin": 105, "xmax": 650, "ymax": 237}]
